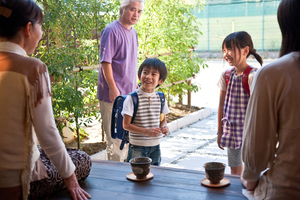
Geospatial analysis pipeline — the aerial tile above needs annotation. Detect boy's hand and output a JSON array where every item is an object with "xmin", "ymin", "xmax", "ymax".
[
  {"xmin": 145, "ymin": 128, "xmax": 162, "ymax": 137},
  {"xmin": 161, "ymin": 125, "xmax": 169, "ymax": 136}
]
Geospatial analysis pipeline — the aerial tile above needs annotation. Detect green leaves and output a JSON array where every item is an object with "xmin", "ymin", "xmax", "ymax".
[
  {"xmin": 135, "ymin": 0, "xmax": 207, "ymax": 99},
  {"xmin": 34, "ymin": 0, "xmax": 118, "ymax": 137},
  {"xmin": 34, "ymin": 0, "xmax": 207, "ymax": 140}
]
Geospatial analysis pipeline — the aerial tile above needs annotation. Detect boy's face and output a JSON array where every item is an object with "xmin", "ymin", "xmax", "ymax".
[{"xmin": 138, "ymin": 67, "xmax": 164, "ymax": 93}]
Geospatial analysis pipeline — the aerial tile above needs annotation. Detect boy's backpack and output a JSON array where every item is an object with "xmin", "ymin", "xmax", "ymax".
[
  {"xmin": 225, "ymin": 66, "xmax": 254, "ymax": 95},
  {"xmin": 111, "ymin": 91, "xmax": 165, "ymax": 150}
]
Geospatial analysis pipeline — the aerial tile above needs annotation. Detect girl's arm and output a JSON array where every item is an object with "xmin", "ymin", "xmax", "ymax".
[
  {"xmin": 123, "ymin": 114, "xmax": 162, "ymax": 137},
  {"xmin": 217, "ymin": 89, "xmax": 226, "ymax": 150}
]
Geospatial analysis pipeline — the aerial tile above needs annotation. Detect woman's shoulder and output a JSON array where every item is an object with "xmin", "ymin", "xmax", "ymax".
[
  {"xmin": 19, "ymin": 55, "xmax": 47, "ymax": 71},
  {"xmin": 6, "ymin": 53, "xmax": 48, "ymax": 77},
  {"xmin": 259, "ymin": 52, "xmax": 300, "ymax": 75}
]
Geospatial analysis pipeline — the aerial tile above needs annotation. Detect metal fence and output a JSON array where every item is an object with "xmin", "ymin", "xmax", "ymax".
[{"xmin": 194, "ymin": 0, "xmax": 281, "ymax": 52}]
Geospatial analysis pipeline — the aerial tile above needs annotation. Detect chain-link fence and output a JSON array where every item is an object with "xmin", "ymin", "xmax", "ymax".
[{"xmin": 195, "ymin": 0, "xmax": 281, "ymax": 52}]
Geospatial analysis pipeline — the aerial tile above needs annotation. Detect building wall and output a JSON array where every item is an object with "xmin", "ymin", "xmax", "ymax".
[{"xmin": 194, "ymin": 0, "xmax": 281, "ymax": 52}]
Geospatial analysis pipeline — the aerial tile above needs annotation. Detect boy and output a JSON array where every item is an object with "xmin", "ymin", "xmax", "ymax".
[{"xmin": 122, "ymin": 58, "xmax": 169, "ymax": 166}]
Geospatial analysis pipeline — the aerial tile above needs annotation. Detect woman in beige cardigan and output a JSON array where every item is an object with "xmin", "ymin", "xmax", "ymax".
[
  {"xmin": 0, "ymin": 0, "xmax": 91, "ymax": 199},
  {"xmin": 241, "ymin": 0, "xmax": 300, "ymax": 199}
]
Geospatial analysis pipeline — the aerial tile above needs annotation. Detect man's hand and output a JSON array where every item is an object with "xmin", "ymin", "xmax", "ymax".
[
  {"xmin": 109, "ymin": 86, "xmax": 120, "ymax": 102},
  {"xmin": 64, "ymin": 173, "xmax": 91, "ymax": 200}
]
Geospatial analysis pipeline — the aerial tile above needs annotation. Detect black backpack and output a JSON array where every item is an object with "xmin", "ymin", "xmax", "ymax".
[{"xmin": 111, "ymin": 91, "xmax": 165, "ymax": 150}]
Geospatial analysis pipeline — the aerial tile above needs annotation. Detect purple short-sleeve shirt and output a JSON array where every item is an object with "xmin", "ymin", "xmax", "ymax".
[{"xmin": 97, "ymin": 20, "xmax": 138, "ymax": 102}]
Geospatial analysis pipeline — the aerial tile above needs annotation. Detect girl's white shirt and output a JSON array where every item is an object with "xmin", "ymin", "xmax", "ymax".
[{"xmin": 0, "ymin": 41, "xmax": 75, "ymax": 187}]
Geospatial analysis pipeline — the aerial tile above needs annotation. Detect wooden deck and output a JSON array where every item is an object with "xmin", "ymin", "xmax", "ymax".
[{"xmin": 49, "ymin": 160, "xmax": 246, "ymax": 199}]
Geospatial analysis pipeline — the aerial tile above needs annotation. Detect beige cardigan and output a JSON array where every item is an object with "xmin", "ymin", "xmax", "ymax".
[
  {"xmin": 242, "ymin": 52, "xmax": 300, "ymax": 199},
  {"xmin": 0, "ymin": 42, "xmax": 75, "ymax": 199}
]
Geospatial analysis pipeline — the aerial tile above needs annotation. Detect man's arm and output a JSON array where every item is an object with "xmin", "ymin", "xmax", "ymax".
[{"xmin": 101, "ymin": 61, "xmax": 120, "ymax": 102}]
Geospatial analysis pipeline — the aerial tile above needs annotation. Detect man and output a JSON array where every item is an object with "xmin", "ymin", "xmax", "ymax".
[{"xmin": 97, "ymin": 0, "xmax": 144, "ymax": 161}]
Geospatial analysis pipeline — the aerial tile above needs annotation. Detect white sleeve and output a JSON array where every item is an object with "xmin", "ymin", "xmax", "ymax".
[
  {"xmin": 32, "ymin": 73, "xmax": 75, "ymax": 179},
  {"xmin": 121, "ymin": 95, "xmax": 134, "ymax": 117},
  {"xmin": 163, "ymin": 101, "xmax": 170, "ymax": 115},
  {"xmin": 216, "ymin": 70, "xmax": 227, "ymax": 91}
]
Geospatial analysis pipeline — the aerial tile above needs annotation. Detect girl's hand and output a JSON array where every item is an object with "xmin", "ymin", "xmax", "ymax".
[
  {"xmin": 161, "ymin": 125, "xmax": 169, "ymax": 136},
  {"xmin": 145, "ymin": 128, "xmax": 162, "ymax": 137},
  {"xmin": 217, "ymin": 133, "xmax": 224, "ymax": 150},
  {"xmin": 64, "ymin": 173, "xmax": 91, "ymax": 200}
]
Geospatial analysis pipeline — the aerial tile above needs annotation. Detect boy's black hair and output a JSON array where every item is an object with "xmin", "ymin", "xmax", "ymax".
[{"xmin": 138, "ymin": 58, "xmax": 168, "ymax": 82}]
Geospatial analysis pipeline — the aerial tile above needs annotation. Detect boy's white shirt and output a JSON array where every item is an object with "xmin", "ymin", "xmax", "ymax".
[
  {"xmin": 121, "ymin": 88, "xmax": 170, "ymax": 117},
  {"xmin": 217, "ymin": 67, "xmax": 256, "ymax": 93}
]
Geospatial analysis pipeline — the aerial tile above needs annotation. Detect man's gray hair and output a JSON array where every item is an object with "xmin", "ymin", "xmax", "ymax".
[{"xmin": 119, "ymin": 0, "xmax": 144, "ymax": 15}]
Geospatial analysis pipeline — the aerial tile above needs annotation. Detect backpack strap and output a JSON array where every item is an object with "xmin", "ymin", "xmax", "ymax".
[
  {"xmin": 119, "ymin": 91, "xmax": 138, "ymax": 150},
  {"xmin": 225, "ymin": 68, "xmax": 232, "ymax": 86},
  {"xmin": 157, "ymin": 91, "xmax": 165, "ymax": 113},
  {"xmin": 225, "ymin": 66, "xmax": 253, "ymax": 96},
  {"xmin": 242, "ymin": 66, "xmax": 254, "ymax": 96},
  {"xmin": 129, "ymin": 91, "xmax": 138, "ymax": 123}
]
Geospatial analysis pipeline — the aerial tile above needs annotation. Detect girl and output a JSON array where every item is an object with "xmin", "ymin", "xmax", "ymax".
[{"xmin": 217, "ymin": 31, "xmax": 263, "ymax": 175}]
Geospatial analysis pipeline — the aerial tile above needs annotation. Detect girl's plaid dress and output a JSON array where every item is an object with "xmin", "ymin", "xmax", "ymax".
[{"xmin": 221, "ymin": 67, "xmax": 257, "ymax": 149}]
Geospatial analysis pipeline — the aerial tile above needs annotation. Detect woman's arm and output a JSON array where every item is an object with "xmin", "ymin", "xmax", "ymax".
[
  {"xmin": 32, "ymin": 73, "xmax": 91, "ymax": 200},
  {"xmin": 242, "ymin": 67, "xmax": 278, "ymax": 183}
]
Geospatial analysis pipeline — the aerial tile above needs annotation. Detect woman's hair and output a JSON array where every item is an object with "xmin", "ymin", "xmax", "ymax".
[
  {"xmin": 222, "ymin": 31, "xmax": 263, "ymax": 66},
  {"xmin": 277, "ymin": 0, "xmax": 300, "ymax": 57},
  {"xmin": 119, "ymin": 0, "xmax": 144, "ymax": 16},
  {"xmin": 0, "ymin": 0, "xmax": 43, "ymax": 40},
  {"xmin": 138, "ymin": 58, "xmax": 168, "ymax": 84}
]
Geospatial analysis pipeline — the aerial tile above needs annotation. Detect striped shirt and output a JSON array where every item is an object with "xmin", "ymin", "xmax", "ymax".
[{"xmin": 122, "ymin": 88, "xmax": 169, "ymax": 146}]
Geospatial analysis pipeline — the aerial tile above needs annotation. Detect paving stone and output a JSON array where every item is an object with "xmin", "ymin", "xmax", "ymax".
[
  {"xmin": 162, "ymin": 153, "xmax": 230, "ymax": 174},
  {"xmin": 195, "ymin": 142, "xmax": 228, "ymax": 156},
  {"xmin": 189, "ymin": 118, "xmax": 218, "ymax": 130},
  {"xmin": 160, "ymin": 137, "xmax": 207, "ymax": 152},
  {"xmin": 168, "ymin": 127, "xmax": 217, "ymax": 140},
  {"xmin": 160, "ymin": 149, "xmax": 186, "ymax": 166}
]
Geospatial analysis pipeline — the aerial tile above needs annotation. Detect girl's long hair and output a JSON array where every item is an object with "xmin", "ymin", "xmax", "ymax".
[{"xmin": 222, "ymin": 31, "xmax": 263, "ymax": 66}]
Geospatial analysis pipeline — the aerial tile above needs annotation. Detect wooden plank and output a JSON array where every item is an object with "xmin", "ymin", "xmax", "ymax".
[{"xmin": 49, "ymin": 160, "xmax": 246, "ymax": 199}]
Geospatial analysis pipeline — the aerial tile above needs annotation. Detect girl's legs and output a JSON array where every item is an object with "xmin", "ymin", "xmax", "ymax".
[
  {"xmin": 227, "ymin": 147, "xmax": 243, "ymax": 175},
  {"xmin": 231, "ymin": 165, "xmax": 243, "ymax": 175}
]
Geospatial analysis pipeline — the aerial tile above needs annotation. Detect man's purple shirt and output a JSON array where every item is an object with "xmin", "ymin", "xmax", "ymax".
[{"xmin": 97, "ymin": 20, "xmax": 138, "ymax": 103}]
